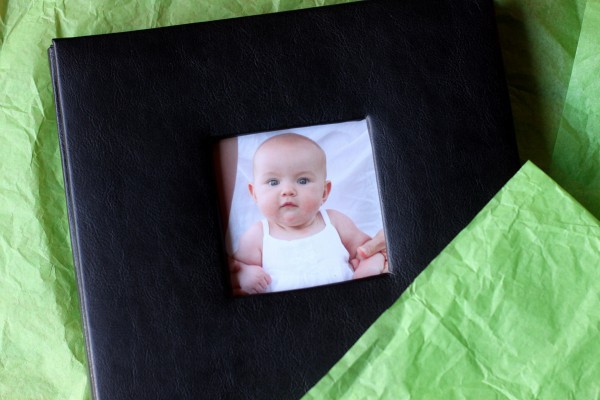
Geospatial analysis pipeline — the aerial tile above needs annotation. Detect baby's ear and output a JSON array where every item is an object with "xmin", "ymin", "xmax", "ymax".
[
  {"xmin": 322, "ymin": 180, "xmax": 332, "ymax": 203},
  {"xmin": 248, "ymin": 183, "xmax": 257, "ymax": 202}
]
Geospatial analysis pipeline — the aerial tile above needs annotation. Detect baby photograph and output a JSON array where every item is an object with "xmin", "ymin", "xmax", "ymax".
[{"xmin": 214, "ymin": 120, "xmax": 387, "ymax": 295}]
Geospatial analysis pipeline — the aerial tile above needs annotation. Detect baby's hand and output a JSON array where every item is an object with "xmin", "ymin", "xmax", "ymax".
[{"xmin": 229, "ymin": 258, "xmax": 272, "ymax": 296}]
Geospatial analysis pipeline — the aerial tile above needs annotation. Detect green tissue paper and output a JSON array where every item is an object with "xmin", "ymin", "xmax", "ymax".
[{"xmin": 550, "ymin": 0, "xmax": 600, "ymax": 219}]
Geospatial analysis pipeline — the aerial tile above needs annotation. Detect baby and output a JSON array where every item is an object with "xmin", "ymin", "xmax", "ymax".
[{"xmin": 231, "ymin": 133, "xmax": 385, "ymax": 295}]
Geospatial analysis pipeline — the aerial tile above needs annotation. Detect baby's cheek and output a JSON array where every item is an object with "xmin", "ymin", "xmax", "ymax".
[
  {"xmin": 258, "ymin": 195, "xmax": 278, "ymax": 215},
  {"xmin": 305, "ymin": 196, "xmax": 323, "ymax": 210}
]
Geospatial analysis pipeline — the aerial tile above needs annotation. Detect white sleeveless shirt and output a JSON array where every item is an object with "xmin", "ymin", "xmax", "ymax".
[{"xmin": 262, "ymin": 210, "xmax": 353, "ymax": 292}]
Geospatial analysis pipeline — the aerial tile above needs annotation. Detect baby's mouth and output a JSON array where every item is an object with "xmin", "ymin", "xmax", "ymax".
[{"xmin": 281, "ymin": 202, "xmax": 297, "ymax": 208}]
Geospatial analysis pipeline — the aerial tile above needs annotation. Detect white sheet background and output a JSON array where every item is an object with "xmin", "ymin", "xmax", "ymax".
[{"xmin": 226, "ymin": 119, "xmax": 383, "ymax": 254}]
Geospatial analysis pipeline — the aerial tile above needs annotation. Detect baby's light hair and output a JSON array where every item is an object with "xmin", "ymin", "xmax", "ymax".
[{"xmin": 253, "ymin": 133, "xmax": 327, "ymax": 177}]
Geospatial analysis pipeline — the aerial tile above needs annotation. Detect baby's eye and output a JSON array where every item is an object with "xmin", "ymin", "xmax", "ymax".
[
  {"xmin": 267, "ymin": 179, "xmax": 279, "ymax": 186},
  {"xmin": 297, "ymin": 178, "xmax": 309, "ymax": 185}
]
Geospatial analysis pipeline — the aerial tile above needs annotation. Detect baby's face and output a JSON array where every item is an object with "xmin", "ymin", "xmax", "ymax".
[{"xmin": 250, "ymin": 135, "xmax": 330, "ymax": 230}]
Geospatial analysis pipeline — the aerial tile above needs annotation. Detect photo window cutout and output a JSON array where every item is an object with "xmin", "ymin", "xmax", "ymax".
[{"xmin": 214, "ymin": 119, "xmax": 388, "ymax": 296}]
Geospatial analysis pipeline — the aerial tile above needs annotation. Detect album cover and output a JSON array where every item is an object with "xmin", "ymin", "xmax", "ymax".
[{"xmin": 49, "ymin": 0, "xmax": 519, "ymax": 398}]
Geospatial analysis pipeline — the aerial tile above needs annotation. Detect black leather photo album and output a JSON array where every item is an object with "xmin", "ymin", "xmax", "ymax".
[{"xmin": 49, "ymin": 0, "xmax": 520, "ymax": 398}]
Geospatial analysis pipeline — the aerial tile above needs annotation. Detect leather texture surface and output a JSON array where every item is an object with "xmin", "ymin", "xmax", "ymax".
[{"xmin": 49, "ymin": 0, "xmax": 520, "ymax": 398}]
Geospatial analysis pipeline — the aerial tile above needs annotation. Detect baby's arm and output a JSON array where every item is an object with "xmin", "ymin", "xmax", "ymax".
[
  {"xmin": 230, "ymin": 222, "xmax": 271, "ymax": 295},
  {"xmin": 327, "ymin": 209, "xmax": 386, "ymax": 279}
]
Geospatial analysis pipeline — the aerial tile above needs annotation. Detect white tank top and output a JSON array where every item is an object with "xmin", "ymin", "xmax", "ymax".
[{"xmin": 262, "ymin": 210, "xmax": 353, "ymax": 292}]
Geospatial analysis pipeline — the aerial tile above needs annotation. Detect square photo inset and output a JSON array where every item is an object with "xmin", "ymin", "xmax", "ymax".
[{"xmin": 214, "ymin": 120, "xmax": 388, "ymax": 296}]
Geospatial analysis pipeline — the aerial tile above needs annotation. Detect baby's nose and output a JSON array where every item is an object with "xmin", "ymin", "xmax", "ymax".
[{"xmin": 281, "ymin": 184, "xmax": 296, "ymax": 196}]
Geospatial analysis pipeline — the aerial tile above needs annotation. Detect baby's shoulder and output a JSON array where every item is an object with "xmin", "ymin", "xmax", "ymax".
[
  {"xmin": 237, "ymin": 220, "xmax": 265, "ymax": 251},
  {"xmin": 325, "ymin": 208, "xmax": 352, "ymax": 225},
  {"xmin": 241, "ymin": 220, "xmax": 264, "ymax": 240},
  {"xmin": 325, "ymin": 209, "xmax": 355, "ymax": 233}
]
